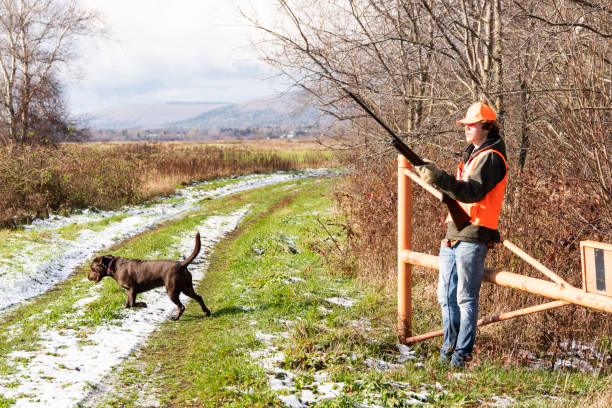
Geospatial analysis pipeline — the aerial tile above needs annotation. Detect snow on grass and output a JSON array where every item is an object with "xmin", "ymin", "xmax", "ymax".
[
  {"xmin": 486, "ymin": 395, "xmax": 517, "ymax": 407},
  {"xmin": 324, "ymin": 297, "xmax": 357, "ymax": 307},
  {"xmin": 516, "ymin": 339, "xmax": 611, "ymax": 373},
  {"xmin": 0, "ymin": 208, "xmax": 249, "ymax": 408},
  {"xmin": 250, "ymin": 340, "xmax": 345, "ymax": 408},
  {"xmin": 0, "ymin": 169, "xmax": 334, "ymax": 313},
  {"xmin": 248, "ymin": 324, "xmax": 348, "ymax": 407}
]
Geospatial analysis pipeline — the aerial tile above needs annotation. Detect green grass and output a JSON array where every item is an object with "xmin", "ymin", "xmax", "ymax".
[
  {"xmin": 82, "ymin": 177, "xmax": 611, "ymax": 407},
  {"xmin": 0, "ymin": 395, "xmax": 15, "ymax": 408},
  {"xmin": 0, "ymin": 178, "xmax": 317, "ymax": 384},
  {"xmin": 0, "ymin": 175, "xmax": 609, "ymax": 407}
]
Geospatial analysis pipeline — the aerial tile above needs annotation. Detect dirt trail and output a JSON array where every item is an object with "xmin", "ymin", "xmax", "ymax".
[
  {"xmin": 0, "ymin": 170, "xmax": 333, "ymax": 313},
  {"xmin": 0, "ymin": 170, "xmax": 334, "ymax": 408}
]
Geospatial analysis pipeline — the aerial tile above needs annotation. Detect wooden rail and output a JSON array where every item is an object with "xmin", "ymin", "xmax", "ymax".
[
  {"xmin": 400, "ymin": 250, "xmax": 612, "ymax": 314},
  {"xmin": 405, "ymin": 300, "xmax": 568, "ymax": 343}
]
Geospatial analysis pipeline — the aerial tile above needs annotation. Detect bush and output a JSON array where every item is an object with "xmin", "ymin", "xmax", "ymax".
[
  {"xmin": 333, "ymin": 149, "xmax": 611, "ymax": 369},
  {"xmin": 0, "ymin": 145, "xmax": 141, "ymax": 225}
]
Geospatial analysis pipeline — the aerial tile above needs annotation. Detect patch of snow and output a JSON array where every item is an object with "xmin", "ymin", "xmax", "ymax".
[
  {"xmin": 350, "ymin": 317, "xmax": 372, "ymax": 332},
  {"xmin": 0, "ymin": 169, "xmax": 335, "ymax": 313},
  {"xmin": 72, "ymin": 290, "xmax": 102, "ymax": 309},
  {"xmin": 317, "ymin": 306, "xmax": 333, "ymax": 314},
  {"xmin": 452, "ymin": 372, "xmax": 472, "ymax": 380},
  {"xmin": 487, "ymin": 395, "xmax": 516, "ymax": 407},
  {"xmin": 250, "ymin": 332, "xmax": 345, "ymax": 407},
  {"xmin": 278, "ymin": 395, "xmax": 307, "ymax": 408},
  {"xmin": 364, "ymin": 357, "xmax": 402, "ymax": 371},
  {"xmin": 255, "ymin": 331, "xmax": 288, "ymax": 345},
  {"xmin": 0, "ymin": 209, "xmax": 248, "ymax": 408},
  {"xmin": 277, "ymin": 319, "xmax": 298, "ymax": 328},
  {"xmin": 397, "ymin": 343, "xmax": 418, "ymax": 363},
  {"xmin": 324, "ymin": 297, "xmax": 357, "ymax": 307},
  {"xmin": 357, "ymin": 382, "xmax": 428, "ymax": 407}
]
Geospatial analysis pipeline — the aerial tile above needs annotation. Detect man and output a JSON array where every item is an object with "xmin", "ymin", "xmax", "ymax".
[{"xmin": 415, "ymin": 102, "xmax": 507, "ymax": 368}]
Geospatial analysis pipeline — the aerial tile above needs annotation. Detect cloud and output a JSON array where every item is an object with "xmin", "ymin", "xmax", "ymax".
[{"xmin": 67, "ymin": 0, "xmax": 282, "ymax": 114}]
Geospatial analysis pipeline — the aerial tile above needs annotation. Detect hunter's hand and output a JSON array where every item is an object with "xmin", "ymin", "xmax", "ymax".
[{"xmin": 415, "ymin": 160, "xmax": 442, "ymax": 184}]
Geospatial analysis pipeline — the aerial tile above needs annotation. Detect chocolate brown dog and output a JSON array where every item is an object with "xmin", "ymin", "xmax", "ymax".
[{"xmin": 88, "ymin": 232, "xmax": 211, "ymax": 320}]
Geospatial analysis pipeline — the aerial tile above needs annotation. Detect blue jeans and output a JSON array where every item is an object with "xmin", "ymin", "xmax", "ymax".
[{"xmin": 438, "ymin": 241, "xmax": 489, "ymax": 367}]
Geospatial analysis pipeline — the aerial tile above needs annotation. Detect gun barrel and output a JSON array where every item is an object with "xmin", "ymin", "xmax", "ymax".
[
  {"xmin": 345, "ymin": 90, "xmax": 423, "ymax": 165},
  {"xmin": 345, "ymin": 89, "xmax": 469, "ymax": 230}
]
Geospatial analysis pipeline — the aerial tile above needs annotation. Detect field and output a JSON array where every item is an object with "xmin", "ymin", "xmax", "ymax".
[
  {"xmin": 0, "ymin": 139, "xmax": 338, "ymax": 227},
  {"xmin": 0, "ymin": 141, "xmax": 610, "ymax": 407}
]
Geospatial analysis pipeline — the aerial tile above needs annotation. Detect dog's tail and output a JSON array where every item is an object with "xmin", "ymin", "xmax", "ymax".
[{"xmin": 181, "ymin": 232, "xmax": 201, "ymax": 268}]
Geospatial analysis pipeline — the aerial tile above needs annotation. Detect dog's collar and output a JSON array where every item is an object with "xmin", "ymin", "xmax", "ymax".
[{"xmin": 107, "ymin": 257, "xmax": 115, "ymax": 275}]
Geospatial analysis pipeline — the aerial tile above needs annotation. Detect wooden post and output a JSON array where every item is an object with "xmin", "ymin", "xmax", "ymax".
[
  {"xmin": 397, "ymin": 155, "xmax": 412, "ymax": 341},
  {"xmin": 404, "ymin": 168, "xmax": 443, "ymax": 201}
]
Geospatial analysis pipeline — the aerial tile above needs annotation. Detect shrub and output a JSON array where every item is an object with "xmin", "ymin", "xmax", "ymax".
[{"xmin": 333, "ymin": 149, "xmax": 611, "ymax": 368}]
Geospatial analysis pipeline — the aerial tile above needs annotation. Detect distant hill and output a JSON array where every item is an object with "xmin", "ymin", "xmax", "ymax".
[
  {"xmin": 168, "ymin": 92, "xmax": 325, "ymax": 129},
  {"xmin": 80, "ymin": 102, "xmax": 230, "ymax": 129},
  {"xmin": 80, "ymin": 92, "xmax": 327, "ymax": 130}
]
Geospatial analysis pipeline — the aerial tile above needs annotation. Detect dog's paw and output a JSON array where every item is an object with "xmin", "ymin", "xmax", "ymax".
[
  {"xmin": 170, "ymin": 315, "xmax": 179, "ymax": 321},
  {"xmin": 135, "ymin": 302, "xmax": 147, "ymax": 308},
  {"xmin": 205, "ymin": 310, "xmax": 212, "ymax": 317}
]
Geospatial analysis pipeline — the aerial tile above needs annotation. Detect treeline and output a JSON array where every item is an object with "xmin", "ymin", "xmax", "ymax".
[
  {"xmin": 247, "ymin": 1, "xmax": 611, "ymax": 355},
  {"xmin": 89, "ymin": 127, "xmax": 316, "ymax": 142}
]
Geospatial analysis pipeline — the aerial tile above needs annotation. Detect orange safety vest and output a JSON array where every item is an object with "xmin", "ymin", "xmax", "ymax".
[{"xmin": 445, "ymin": 148, "xmax": 507, "ymax": 230}]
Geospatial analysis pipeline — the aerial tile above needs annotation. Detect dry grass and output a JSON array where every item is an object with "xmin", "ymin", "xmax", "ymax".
[
  {"xmin": 0, "ymin": 140, "xmax": 338, "ymax": 227},
  {"xmin": 332, "ymin": 150, "xmax": 611, "ymax": 369}
]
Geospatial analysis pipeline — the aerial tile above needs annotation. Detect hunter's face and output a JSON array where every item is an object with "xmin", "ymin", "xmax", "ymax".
[{"xmin": 464, "ymin": 121, "xmax": 488, "ymax": 147}]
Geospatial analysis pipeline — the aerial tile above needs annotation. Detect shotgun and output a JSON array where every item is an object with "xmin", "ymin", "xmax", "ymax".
[{"xmin": 344, "ymin": 89, "xmax": 470, "ymax": 230}]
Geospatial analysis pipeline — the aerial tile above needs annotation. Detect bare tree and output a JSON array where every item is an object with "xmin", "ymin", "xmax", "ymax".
[
  {"xmin": 0, "ymin": 0, "xmax": 102, "ymax": 144},
  {"xmin": 535, "ymin": 33, "xmax": 611, "ymax": 226},
  {"xmin": 415, "ymin": 0, "xmax": 505, "ymax": 119},
  {"xmin": 244, "ymin": 0, "xmax": 516, "ymax": 163},
  {"xmin": 246, "ymin": 0, "xmax": 610, "ymax": 167},
  {"xmin": 514, "ymin": 0, "xmax": 611, "ymax": 40}
]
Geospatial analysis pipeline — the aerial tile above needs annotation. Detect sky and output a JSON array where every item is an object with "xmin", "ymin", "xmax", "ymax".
[{"xmin": 67, "ymin": 0, "xmax": 283, "ymax": 114}]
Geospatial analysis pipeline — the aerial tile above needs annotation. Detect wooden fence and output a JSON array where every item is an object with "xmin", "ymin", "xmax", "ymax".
[{"xmin": 396, "ymin": 155, "xmax": 612, "ymax": 343}]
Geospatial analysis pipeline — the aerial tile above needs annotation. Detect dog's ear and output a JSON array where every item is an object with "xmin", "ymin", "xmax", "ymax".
[{"xmin": 101, "ymin": 255, "xmax": 114, "ymax": 266}]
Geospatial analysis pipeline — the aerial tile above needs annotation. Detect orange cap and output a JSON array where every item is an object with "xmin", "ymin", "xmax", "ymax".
[{"xmin": 456, "ymin": 102, "xmax": 496, "ymax": 125}]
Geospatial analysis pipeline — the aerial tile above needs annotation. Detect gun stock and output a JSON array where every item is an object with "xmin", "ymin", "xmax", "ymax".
[
  {"xmin": 442, "ymin": 194, "xmax": 470, "ymax": 230},
  {"xmin": 345, "ymin": 89, "xmax": 470, "ymax": 230}
]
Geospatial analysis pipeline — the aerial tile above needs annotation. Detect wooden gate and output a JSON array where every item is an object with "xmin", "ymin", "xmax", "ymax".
[{"xmin": 396, "ymin": 155, "xmax": 612, "ymax": 343}]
